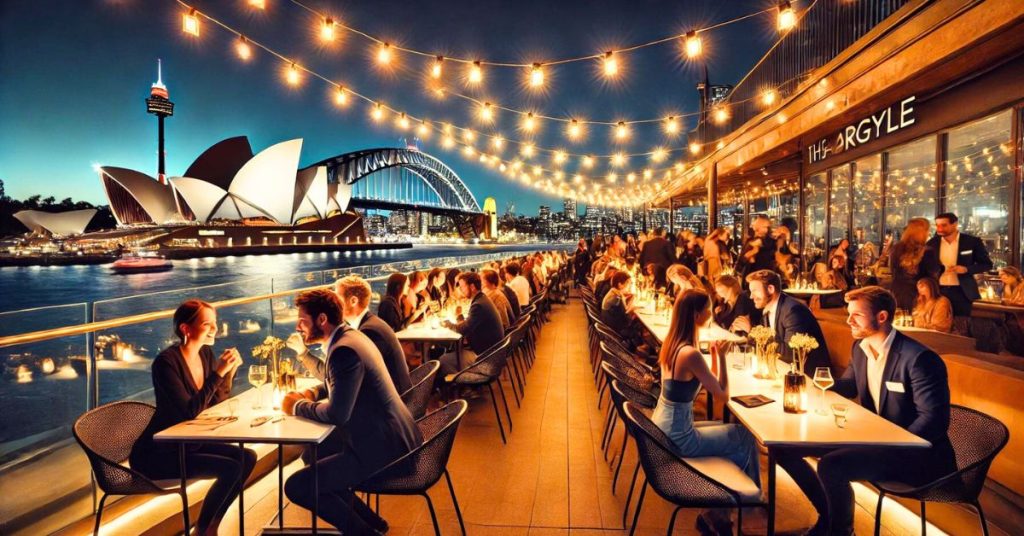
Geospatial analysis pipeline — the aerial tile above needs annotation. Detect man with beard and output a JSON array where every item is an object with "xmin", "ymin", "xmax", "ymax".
[
  {"xmin": 282, "ymin": 289, "xmax": 422, "ymax": 535},
  {"xmin": 928, "ymin": 212, "xmax": 993, "ymax": 335},
  {"xmin": 776, "ymin": 287, "xmax": 954, "ymax": 536}
]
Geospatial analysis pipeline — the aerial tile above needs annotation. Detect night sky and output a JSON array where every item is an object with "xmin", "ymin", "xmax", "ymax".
[{"xmin": 0, "ymin": 0, "xmax": 778, "ymax": 215}]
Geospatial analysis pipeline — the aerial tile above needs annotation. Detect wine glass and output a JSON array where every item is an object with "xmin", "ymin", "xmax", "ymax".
[
  {"xmin": 813, "ymin": 367, "xmax": 834, "ymax": 415},
  {"xmin": 248, "ymin": 365, "xmax": 267, "ymax": 409}
]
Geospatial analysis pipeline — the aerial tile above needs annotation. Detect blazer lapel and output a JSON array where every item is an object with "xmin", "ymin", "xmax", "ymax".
[
  {"xmin": 876, "ymin": 333, "xmax": 904, "ymax": 416},
  {"xmin": 853, "ymin": 346, "xmax": 872, "ymax": 411}
]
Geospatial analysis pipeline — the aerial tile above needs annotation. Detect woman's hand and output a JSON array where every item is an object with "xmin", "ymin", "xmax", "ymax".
[{"xmin": 215, "ymin": 348, "xmax": 243, "ymax": 377}]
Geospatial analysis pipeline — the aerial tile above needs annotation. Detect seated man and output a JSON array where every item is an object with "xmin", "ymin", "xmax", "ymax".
[
  {"xmin": 442, "ymin": 271, "xmax": 504, "ymax": 374},
  {"xmin": 283, "ymin": 289, "xmax": 422, "ymax": 536},
  {"xmin": 481, "ymin": 268, "xmax": 514, "ymax": 331},
  {"xmin": 739, "ymin": 269, "xmax": 833, "ymax": 375},
  {"xmin": 288, "ymin": 276, "xmax": 413, "ymax": 394},
  {"xmin": 778, "ymin": 286, "xmax": 955, "ymax": 536},
  {"xmin": 503, "ymin": 261, "xmax": 532, "ymax": 307}
]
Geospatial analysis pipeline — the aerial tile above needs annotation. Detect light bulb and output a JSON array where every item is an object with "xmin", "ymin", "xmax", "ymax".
[
  {"xmin": 689, "ymin": 142, "xmax": 702, "ymax": 155},
  {"xmin": 777, "ymin": 1, "xmax": 797, "ymax": 31},
  {"xmin": 582, "ymin": 156, "xmax": 595, "ymax": 168},
  {"xmin": 713, "ymin": 106, "xmax": 730, "ymax": 124},
  {"xmin": 521, "ymin": 144, "xmax": 535, "ymax": 157},
  {"xmin": 532, "ymin": 165, "xmax": 542, "ymax": 176},
  {"xmin": 377, "ymin": 43, "xmax": 392, "ymax": 65},
  {"xmin": 643, "ymin": 169, "xmax": 653, "ymax": 180},
  {"xmin": 417, "ymin": 121, "xmax": 430, "ymax": 137},
  {"xmin": 235, "ymin": 37, "xmax": 252, "ymax": 60},
  {"xmin": 567, "ymin": 119, "xmax": 582, "ymax": 140},
  {"xmin": 248, "ymin": 0, "xmax": 265, "ymax": 8},
  {"xmin": 397, "ymin": 113, "xmax": 410, "ymax": 130},
  {"xmin": 651, "ymin": 147, "xmax": 668, "ymax": 162},
  {"xmin": 553, "ymin": 151, "xmax": 567, "ymax": 165},
  {"xmin": 761, "ymin": 90, "xmax": 777, "ymax": 106},
  {"xmin": 492, "ymin": 136, "xmax": 504, "ymax": 149},
  {"xmin": 627, "ymin": 173, "xmax": 636, "ymax": 183},
  {"xmin": 320, "ymin": 18, "xmax": 335, "ymax": 42},
  {"xmin": 286, "ymin": 63, "xmax": 301, "ymax": 86},
  {"xmin": 615, "ymin": 121, "xmax": 629, "ymax": 140},
  {"xmin": 182, "ymin": 9, "xmax": 200, "ymax": 37},
  {"xmin": 521, "ymin": 113, "xmax": 536, "ymax": 132},
  {"xmin": 431, "ymin": 56, "xmax": 443, "ymax": 78},
  {"xmin": 684, "ymin": 31, "xmax": 702, "ymax": 59},
  {"xmin": 479, "ymin": 102, "xmax": 494, "ymax": 122},
  {"xmin": 529, "ymin": 63, "xmax": 545, "ymax": 88},
  {"xmin": 442, "ymin": 135, "xmax": 455, "ymax": 149},
  {"xmin": 463, "ymin": 130, "xmax": 476, "ymax": 142},
  {"xmin": 611, "ymin": 153, "xmax": 626, "ymax": 167},
  {"xmin": 602, "ymin": 51, "xmax": 618, "ymax": 77},
  {"xmin": 334, "ymin": 86, "xmax": 348, "ymax": 107},
  {"xmin": 371, "ymin": 103, "xmax": 385, "ymax": 122},
  {"xmin": 607, "ymin": 173, "xmax": 618, "ymax": 183},
  {"xmin": 468, "ymin": 61, "xmax": 483, "ymax": 84},
  {"xmin": 664, "ymin": 116, "xmax": 680, "ymax": 135}
]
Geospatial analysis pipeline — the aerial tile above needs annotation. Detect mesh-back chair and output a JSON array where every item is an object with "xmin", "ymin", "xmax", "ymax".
[
  {"xmin": 503, "ymin": 318, "xmax": 530, "ymax": 400},
  {"xmin": 871, "ymin": 405, "xmax": 1009, "ymax": 536},
  {"xmin": 622, "ymin": 401, "xmax": 764, "ymax": 536},
  {"xmin": 445, "ymin": 337, "xmax": 514, "ymax": 443},
  {"xmin": 355, "ymin": 400, "xmax": 470, "ymax": 536},
  {"xmin": 72, "ymin": 401, "xmax": 192, "ymax": 535},
  {"xmin": 402, "ymin": 360, "xmax": 441, "ymax": 419},
  {"xmin": 606, "ymin": 377, "xmax": 658, "ymax": 494},
  {"xmin": 598, "ymin": 341, "xmax": 659, "ymax": 409}
]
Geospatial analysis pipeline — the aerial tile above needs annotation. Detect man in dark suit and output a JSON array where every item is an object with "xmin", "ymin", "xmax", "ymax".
[
  {"xmin": 442, "ymin": 271, "xmax": 504, "ymax": 373},
  {"xmin": 738, "ymin": 215, "xmax": 777, "ymax": 277},
  {"xmin": 282, "ymin": 289, "xmax": 422, "ymax": 535},
  {"xmin": 288, "ymin": 276, "xmax": 412, "ymax": 394},
  {"xmin": 929, "ymin": 212, "xmax": 993, "ymax": 333},
  {"xmin": 777, "ymin": 286, "xmax": 955, "ymax": 536},
  {"xmin": 639, "ymin": 227, "xmax": 676, "ymax": 270},
  {"xmin": 743, "ymin": 269, "xmax": 833, "ymax": 374}
]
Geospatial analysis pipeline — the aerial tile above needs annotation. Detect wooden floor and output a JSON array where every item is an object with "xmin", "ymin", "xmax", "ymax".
[{"xmin": 221, "ymin": 297, "xmax": 965, "ymax": 536}]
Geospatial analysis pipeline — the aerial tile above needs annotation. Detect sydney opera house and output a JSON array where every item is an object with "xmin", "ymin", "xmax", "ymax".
[{"xmin": 94, "ymin": 136, "xmax": 370, "ymax": 255}]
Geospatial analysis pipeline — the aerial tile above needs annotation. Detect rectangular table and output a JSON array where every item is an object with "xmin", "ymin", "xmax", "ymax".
[
  {"xmin": 395, "ymin": 321, "xmax": 463, "ymax": 363},
  {"xmin": 154, "ymin": 378, "xmax": 335, "ymax": 535}
]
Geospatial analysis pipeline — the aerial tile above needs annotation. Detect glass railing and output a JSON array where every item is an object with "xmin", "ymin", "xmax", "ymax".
[{"xmin": 0, "ymin": 249, "xmax": 559, "ymax": 535}]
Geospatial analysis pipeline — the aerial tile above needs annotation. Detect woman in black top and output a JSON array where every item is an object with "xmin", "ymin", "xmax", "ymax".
[
  {"xmin": 713, "ymin": 275, "xmax": 760, "ymax": 333},
  {"xmin": 378, "ymin": 272, "xmax": 412, "ymax": 331},
  {"xmin": 129, "ymin": 300, "xmax": 254, "ymax": 536}
]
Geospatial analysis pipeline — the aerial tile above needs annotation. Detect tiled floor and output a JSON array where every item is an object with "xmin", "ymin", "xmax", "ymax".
[{"xmin": 226, "ymin": 298, "xmax": 958, "ymax": 536}]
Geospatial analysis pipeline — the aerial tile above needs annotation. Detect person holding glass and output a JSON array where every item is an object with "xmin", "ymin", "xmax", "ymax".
[
  {"xmin": 130, "ymin": 299, "xmax": 255, "ymax": 536},
  {"xmin": 652, "ymin": 289, "xmax": 760, "ymax": 536},
  {"xmin": 776, "ymin": 286, "xmax": 954, "ymax": 536}
]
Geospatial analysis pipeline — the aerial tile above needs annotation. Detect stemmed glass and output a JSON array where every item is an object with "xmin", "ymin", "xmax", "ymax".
[
  {"xmin": 813, "ymin": 367, "xmax": 834, "ymax": 415},
  {"xmin": 248, "ymin": 365, "xmax": 267, "ymax": 409}
]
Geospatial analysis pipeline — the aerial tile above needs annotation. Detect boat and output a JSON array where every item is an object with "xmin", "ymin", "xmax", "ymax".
[{"xmin": 111, "ymin": 251, "xmax": 173, "ymax": 274}]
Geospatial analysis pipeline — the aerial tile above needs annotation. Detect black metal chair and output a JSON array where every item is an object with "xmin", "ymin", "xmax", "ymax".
[
  {"xmin": 622, "ymin": 401, "xmax": 764, "ymax": 536},
  {"xmin": 871, "ymin": 405, "xmax": 1009, "ymax": 536},
  {"xmin": 445, "ymin": 337, "xmax": 515, "ymax": 443},
  {"xmin": 355, "ymin": 400, "xmax": 470, "ymax": 536},
  {"xmin": 72, "ymin": 400, "xmax": 193, "ymax": 535},
  {"xmin": 402, "ymin": 360, "xmax": 441, "ymax": 419}
]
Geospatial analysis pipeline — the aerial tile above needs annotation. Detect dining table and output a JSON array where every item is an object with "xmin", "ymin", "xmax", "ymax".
[
  {"xmin": 395, "ymin": 320, "xmax": 463, "ymax": 362},
  {"xmin": 154, "ymin": 377, "xmax": 335, "ymax": 535}
]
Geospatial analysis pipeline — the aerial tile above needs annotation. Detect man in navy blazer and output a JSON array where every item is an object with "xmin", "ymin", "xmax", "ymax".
[
  {"xmin": 741, "ymin": 269, "xmax": 834, "ymax": 375},
  {"xmin": 638, "ymin": 227, "xmax": 676, "ymax": 270},
  {"xmin": 928, "ymin": 212, "xmax": 993, "ymax": 330},
  {"xmin": 777, "ymin": 286, "xmax": 955, "ymax": 536},
  {"xmin": 282, "ymin": 289, "xmax": 422, "ymax": 535},
  {"xmin": 442, "ymin": 271, "xmax": 504, "ymax": 373}
]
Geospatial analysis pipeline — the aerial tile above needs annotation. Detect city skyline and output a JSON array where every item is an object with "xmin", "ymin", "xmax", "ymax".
[{"xmin": 0, "ymin": 0, "xmax": 772, "ymax": 217}]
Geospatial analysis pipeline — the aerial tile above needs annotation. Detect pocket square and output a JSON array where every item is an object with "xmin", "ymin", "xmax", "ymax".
[
  {"xmin": 960, "ymin": 250, "xmax": 973, "ymax": 255},
  {"xmin": 885, "ymin": 381, "xmax": 905, "ymax": 393}
]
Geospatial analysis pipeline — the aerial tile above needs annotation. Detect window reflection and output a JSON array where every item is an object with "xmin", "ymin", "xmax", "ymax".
[
  {"xmin": 829, "ymin": 165, "xmax": 851, "ymax": 248},
  {"xmin": 885, "ymin": 137, "xmax": 937, "ymax": 240},
  {"xmin": 944, "ymin": 110, "xmax": 1013, "ymax": 267},
  {"xmin": 852, "ymin": 154, "xmax": 883, "ymax": 270},
  {"xmin": 804, "ymin": 173, "xmax": 827, "ymax": 266}
]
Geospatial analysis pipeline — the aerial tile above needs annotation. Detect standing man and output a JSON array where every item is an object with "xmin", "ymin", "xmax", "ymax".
[
  {"xmin": 282, "ymin": 289, "xmax": 421, "ymax": 535},
  {"xmin": 639, "ymin": 227, "xmax": 677, "ymax": 271},
  {"xmin": 739, "ymin": 270, "xmax": 833, "ymax": 374},
  {"xmin": 738, "ymin": 215, "xmax": 777, "ymax": 277},
  {"xmin": 442, "ymin": 271, "xmax": 504, "ymax": 374},
  {"xmin": 777, "ymin": 286, "xmax": 954, "ymax": 536},
  {"xmin": 928, "ymin": 212, "xmax": 993, "ymax": 335}
]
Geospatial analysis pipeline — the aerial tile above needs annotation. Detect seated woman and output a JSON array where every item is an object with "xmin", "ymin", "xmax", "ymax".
[
  {"xmin": 427, "ymin": 267, "xmax": 446, "ymax": 304},
  {"xmin": 404, "ymin": 270, "xmax": 430, "ymax": 324},
  {"xmin": 378, "ymin": 272, "xmax": 413, "ymax": 332},
  {"xmin": 652, "ymin": 290, "xmax": 760, "ymax": 535},
  {"xmin": 999, "ymin": 266, "xmax": 1024, "ymax": 305},
  {"xmin": 130, "ymin": 300, "xmax": 253, "ymax": 536},
  {"xmin": 644, "ymin": 262, "xmax": 668, "ymax": 291},
  {"xmin": 712, "ymin": 274, "xmax": 759, "ymax": 333},
  {"xmin": 912, "ymin": 277, "xmax": 953, "ymax": 333}
]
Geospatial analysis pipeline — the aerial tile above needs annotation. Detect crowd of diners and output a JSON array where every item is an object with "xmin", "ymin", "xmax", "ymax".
[
  {"xmin": 128, "ymin": 251, "xmax": 568, "ymax": 535},
  {"xmin": 575, "ymin": 214, "xmax": 1000, "ymax": 535}
]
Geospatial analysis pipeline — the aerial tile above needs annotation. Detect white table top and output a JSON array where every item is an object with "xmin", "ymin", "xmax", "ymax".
[
  {"xmin": 783, "ymin": 288, "xmax": 843, "ymax": 296},
  {"xmin": 395, "ymin": 322, "xmax": 462, "ymax": 342},
  {"xmin": 634, "ymin": 308, "xmax": 745, "ymax": 344},
  {"xmin": 154, "ymin": 378, "xmax": 335, "ymax": 445},
  {"xmin": 722, "ymin": 353, "xmax": 930, "ymax": 449}
]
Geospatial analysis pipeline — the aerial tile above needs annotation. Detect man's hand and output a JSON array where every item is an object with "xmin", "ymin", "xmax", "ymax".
[
  {"xmin": 952, "ymin": 265, "xmax": 968, "ymax": 275},
  {"xmin": 286, "ymin": 333, "xmax": 307, "ymax": 356},
  {"xmin": 282, "ymin": 391, "xmax": 304, "ymax": 416}
]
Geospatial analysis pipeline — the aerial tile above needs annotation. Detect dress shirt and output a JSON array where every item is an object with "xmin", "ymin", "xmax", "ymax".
[
  {"xmin": 763, "ymin": 295, "xmax": 780, "ymax": 329},
  {"xmin": 939, "ymin": 233, "xmax": 960, "ymax": 286},
  {"xmin": 346, "ymin": 307, "xmax": 370, "ymax": 329},
  {"xmin": 860, "ymin": 327, "xmax": 898, "ymax": 414},
  {"xmin": 509, "ymin": 275, "xmax": 531, "ymax": 306}
]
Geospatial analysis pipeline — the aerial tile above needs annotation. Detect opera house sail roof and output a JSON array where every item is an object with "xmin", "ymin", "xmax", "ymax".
[{"xmin": 13, "ymin": 209, "xmax": 97, "ymax": 236}]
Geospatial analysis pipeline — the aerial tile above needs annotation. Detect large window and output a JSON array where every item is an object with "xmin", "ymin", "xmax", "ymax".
[
  {"xmin": 945, "ymin": 110, "xmax": 1013, "ymax": 267},
  {"xmin": 885, "ymin": 137, "xmax": 937, "ymax": 239},
  {"xmin": 717, "ymin": 201, "xmax": 745, "ymax": 257},
  {"xmin": 852, "ymin": 154, "xmax": 883, "ymax": 269},
  {"xmin": 829, "ymin": 165, "xmax": 851, "ymax": 248},
  {"xmin": 804, "ymin": 173, "xmax": 827, "ymax": 266}
]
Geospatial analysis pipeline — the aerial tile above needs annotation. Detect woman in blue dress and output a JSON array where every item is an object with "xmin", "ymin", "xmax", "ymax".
[{"xmin": 651, "ymin": 289, "xmax": 761, "ymax": 535}]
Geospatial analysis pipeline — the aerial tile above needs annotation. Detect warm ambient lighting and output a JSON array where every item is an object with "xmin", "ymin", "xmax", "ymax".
[
  {"xmin": 320, "ymin": 18, "xmax": 335, "ymax": 42},
  {"xmin": 491, "ymin": 135, "xmax": 504, "ymax": 149},
  {"xmin": 530, "ymin": 63, "xmax": 545, "ymax": 88},
  {"xmin": 582, "ymin": 155, "xmax": 595, "ymax": 168},
  {"xmin": 567, "ymin": 119, "xmax": 583, "ymax": 140},
  {"xmin": 778, "ymin": 1, "xmax": 797, "ymax": 31},
  {"xmin": 442, "ymin": 135, "xmax": 455, "ymax": 149},
  {"xmin": 713, "ymin": 105, "xmax": 730, "ymax": 124},
  {"xmin": 520, "ymin": 143, "xmax": 535, "ymax": 157},
  {"xmin": 664, "ymin": 116, "xmax": 680, "ymax": 135},
  {"xmin": 417, "ymin": 121, "xmax": 430, "ymax": 137},
  {"xmin": 521, "ymin": 113, "xmax": 537, "ymax": 132},
  {"xmin": 761, "ymin": 89, "xmax": 778, "ymax": 106},
  {"xmin": 396, "ymin": 113, "xmax": 410, "ymax": 130},
  {"xmin": 651, "ymin": 147, "xmax": 668, "ymax": 162},
  {"xmin": 689, "ymin": 142, "xmax": 702, "ymax": 155},
  {"xmin": 611, "ymin": 152, "xmax": 626, "ymax": 167},
  {"xmin": 334, "ymin": 86, "xmax": 348, "ymax": 106},
  {"xmin": 614, "ymin": 121, "xmax": 630, "ymax": 140},
  {"xmin": 235, "ymin": 37, "xmax": 252, "ymax": 60},
  {"xmin": 377, "ymin": 43, "xmax": 392, "ymax": 65},
  {"xmin": 248, "ymin": 0, "xmax": 265, "ymax": 8},
  {"xmin": 479, "ymin": 102, "xmax": 494, "ymax": 122},
  {"xmin": 286, "ymin": 63, "xmax": 301, "ymax": 86},
  {"xmin": 602, "ymin": 51, "xmax": 618, "ymax": 77},
  {"xmin": 553, "ymin": 151, "xmax": 567, "ymax": 165},
  {"xmin": 371, "ymin": 102, "xmax": 385, "ymax": 121},
  {"xmin": 468, "ymin": 61, "xmax": 483, "ymax": 84},
  {"xmin": 431, "ymin": 56, "xmax": 443, "ymax": 78},
  {"xmin": 684, "ymin": 31, "xmax": 702, "ymax": 58},
  {"xmin": 182, "ymin": 9, "xmax": 200, "ymax": 37},
  {"xmin": 462, "ymin": 129, "xmax": 476, "ymax": 142}
]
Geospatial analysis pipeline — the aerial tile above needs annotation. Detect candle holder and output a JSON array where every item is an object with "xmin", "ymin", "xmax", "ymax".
[{"xmin": 783, "ymin": 367, "xmax": 807, "ymax": 414}]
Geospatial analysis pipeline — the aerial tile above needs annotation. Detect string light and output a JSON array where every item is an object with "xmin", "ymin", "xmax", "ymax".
[
  {"xmin": 431, "ymin": 56, "xmax": 444, "ymax": 79},
  {"xmin": 492, "ymin": 135, "xmax": 504, "ymax": 149},
  {"xmin": 286, "ymin": 63, "xmax": 301, "ymax": 86},
  {"xmin": 684, "ymin": 31, "xmax": 702, "ymax": 58},
  {"xmin": 377, "ymin": 43, "xmax": 393, "ymax": 65},
  {"xmin": 553, "ymin": 150, "xmax": 568, "ymax": 165},
  {"xmin": 663, "ymin": 116, "xmax": 680, "ymax": 135},
  {"xmin": 235, "ymin": 36, "xmax": 252, "ymax": 60},
  {"xmin": 334, "ymin": 85, "xmax": 348, "ymax": 107},
  {"xmin": 248, "ymin": 0, "xmax": 265, "ymax": 9},
  {"xmin": 521, "ymin": 112, "xmax": 537, "ymax": 132},
  {"xmin": 479, "ymin": 102, "xmax": 494, "ymax": 122},
  {"xmin": 643, "ymin": 169, "xmax": 653, "ymax": 180},
  {"xmin": 520, "ymin": 143, "xmax": 535, "ymax": 157},
  {"xmin": 777, "ymin": 1, "xmax": 797, "ymax": 32},
  {"xmin": 627, "ymin": 173, "xmax": 637, "ymax": 183},
  {"xmin": 462, "ymin": 129, "xmax": 476, "ymax": 142},
  {"xmin": 442, "ymin": 135, "xmax": 455, "ymax": 149},
  {"xmin": 761, "ymin": 89, "xmax": 777, "ymax": 106},
  {"xmin": 530, "ymin": 63, "xmax": 545, "ymax": 88},
  {"xmin": 602, "ymin": 51, "xmax": 618, "ymax": 77},
  {"xmin": 651, "ymin": 147, "xmax": 668, "ymax": 162},
  {"xmin": 462, "ymin": 145, "xmax": 475, "ymax": 157},
  {"xmin": 418, "ymin": 121, "xmax": 431, "ymax": 137},
  {"xmin": 371, "ymin": 102, "xmax": 385, "ymax": 122},
  {"xmin": 689, "ymin": 142, "xmax": 702, "ymax": 155},
  {"xmin": 614, "ymin": 121, "xmax": 630, "ymax": 141},
  {"xmin": 713, "ymin": 105, "xmax": 730, "ymax": 124},
  {"xmin": 396, "ymin": 113, "xmax": 410, "ymax": 130},
  {"xmin": 468, "ymin": 61, "xmax": 483, "ymax": 85},
  {"xmin": 182, "ymin": 9, "xmax": 200, "ymax": 37},
  {"xmin": 320, "ymin": 18, "xmax": 335, "ymax": 42},
  {"xmin": 582, "ymin": 156, "xmax": 595, "ymax": 168},
  {"xmin": 611, "ymin": 152, "xmax": 627, "ymax": 167},
  {"xmin": 567, "ymin": 119, "xmax": 583, "ymax": 140},
  {"xmin": 607, "ymin": 173, "xmax": 618, "ymax": 183}
]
